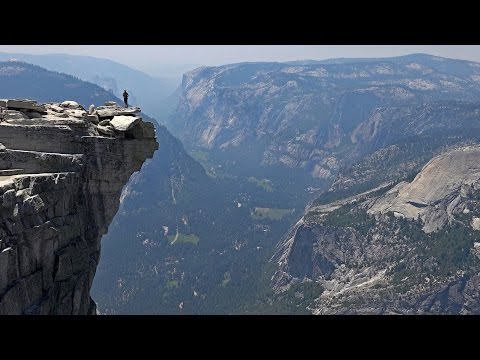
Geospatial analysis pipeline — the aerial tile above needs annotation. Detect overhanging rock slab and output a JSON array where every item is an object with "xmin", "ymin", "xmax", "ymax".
[{"xmin": 110, "ymin": 116, "xmax": 141, "ymax": 132}]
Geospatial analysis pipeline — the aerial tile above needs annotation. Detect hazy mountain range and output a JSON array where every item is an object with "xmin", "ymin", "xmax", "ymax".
[
  {"xmin": 0, "ymin": 52, "xmax": 181, "ymax": 121},
  {"xmin": 168, "ymin": 54, "xmax": 480, "ymax": 182}
]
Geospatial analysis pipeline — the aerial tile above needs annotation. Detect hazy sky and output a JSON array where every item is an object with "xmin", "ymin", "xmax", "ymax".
[{"xmin": 1, "ymin": 45, "xmax": 480, "ymax": 77}]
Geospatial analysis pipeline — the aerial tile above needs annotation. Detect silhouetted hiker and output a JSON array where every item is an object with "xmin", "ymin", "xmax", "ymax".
[{"xmin": 123, "ymin": 90, "xmax": 129, "ymax": 107}]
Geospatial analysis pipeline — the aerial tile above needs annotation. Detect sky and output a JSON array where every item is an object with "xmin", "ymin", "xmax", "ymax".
[{"xmin": 1, "ymin": 45, "xmax": 480, "ymax": 77}]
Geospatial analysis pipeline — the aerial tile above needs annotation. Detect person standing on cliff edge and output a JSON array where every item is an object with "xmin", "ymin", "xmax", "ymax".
[{"xmin": 123, "ymin": 90, "xmax": 129, "ymax": 108}]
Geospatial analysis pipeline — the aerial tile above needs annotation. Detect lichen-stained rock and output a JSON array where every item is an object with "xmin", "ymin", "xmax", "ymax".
[{"xmin": 0, "ymin": 99, "xmax": 158, "ymax": 315}]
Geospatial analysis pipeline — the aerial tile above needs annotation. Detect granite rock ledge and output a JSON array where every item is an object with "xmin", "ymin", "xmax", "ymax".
[{"xmin": 0, "ymin": 99, "xmax": 158, "ymax": 314}]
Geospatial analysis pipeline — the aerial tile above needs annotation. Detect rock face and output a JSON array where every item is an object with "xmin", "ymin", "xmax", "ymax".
[
  {"xmin": 368, "ymin": 146, "xmax": 480, "ymax": 233},
  {"xmin": 273, "ymin": 145, "xmax": 480, "ymax": 314},
  {"xmin": 169, "ymin": 54, "xmax": 480, "ymax": 180},
  {"xmin": 0, "ymin": 99, "xmax": 158, "ymax": 314}
]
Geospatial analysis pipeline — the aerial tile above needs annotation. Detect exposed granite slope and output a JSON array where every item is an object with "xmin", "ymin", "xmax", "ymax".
[
  {"xmin": 0, "ymin": 99, "xmax": 158, "ymax": 314},
  {"xmin": 273, "ymin": 145, "xmax": 480, "ymax": 314},
  {"xmin": 367, "ymin": 145, "xmax": 480, "ymax": 232}
]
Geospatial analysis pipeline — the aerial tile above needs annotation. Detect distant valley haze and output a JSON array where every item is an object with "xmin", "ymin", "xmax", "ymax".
[{"xmin": 2, "ymin": 45, "xmax": 480, "ymax": 78}]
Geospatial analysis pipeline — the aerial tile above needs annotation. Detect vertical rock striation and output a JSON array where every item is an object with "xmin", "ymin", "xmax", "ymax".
[{"xmin": 0, "ymin": 99, "xmax": 158, "ymax": 314}]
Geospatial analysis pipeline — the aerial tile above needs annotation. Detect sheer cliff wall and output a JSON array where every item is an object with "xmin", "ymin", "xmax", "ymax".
[{"xmin": 0, "ymin": 99, "xmax": 158, "ymax": 314}]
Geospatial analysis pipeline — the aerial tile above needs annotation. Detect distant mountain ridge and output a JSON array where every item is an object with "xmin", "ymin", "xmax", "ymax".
[
  {"xmin": 0, "ymin": 61, "xmax": 118, "ymax": 106},
  {"xmin": 168, "ymin": 53, "xmax": 480, "ymax": 183},
  {"xmin": 0, "ymin": 52, "xmax": 180, "ymax": 121},
  {"xmin": 286, "ymin": 53, "xmax": 473, "ymax": 66}
]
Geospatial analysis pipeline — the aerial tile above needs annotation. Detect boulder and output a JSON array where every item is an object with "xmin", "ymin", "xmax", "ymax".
[
  {"xmin": 61, "ymin": 101, "xmax": 81, "ymax": 109},
  {"xmin": 4, "ymin": 110, "xmax": 29, "ymax": 120},
  {"xmin": 110, "ymin": 116, "xmax": 141, "ymax": 132},
  {"xmin": 45, "ymin": 104, "xmax": 64, "ymax": 113},
  {"xmin": 104, "ymin": 101, "xmax": 117, "ymax": 106},
  {"xmin": 66, "ymin": 109, "xmax": 87, "ymax": 118},
  {"xmin": 97, "ymin": 125, "xmax": 115, "ymax": 137},
  {"xmin": 0, "ymin": 99, "xmax": 46, "ymax": 113},
  {"xmin": 88, "ymin": 105, "xmax": 95, "ymax": 114},
  {"xmin": 98, "ymin": 119, "xmax": 111, "ymax": 126},
  {"xmin": 96, "ymin": 106, "xmax": 141, "ymax": 118}
]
